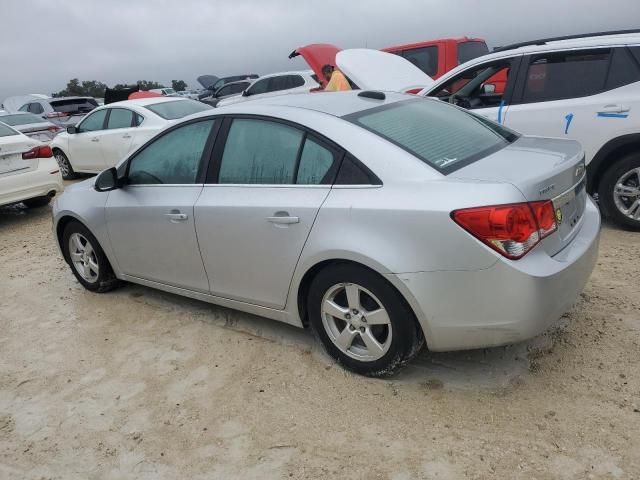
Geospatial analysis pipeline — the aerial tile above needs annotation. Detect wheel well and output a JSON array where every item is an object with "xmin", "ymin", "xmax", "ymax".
[
  {"xmin": 55, "ymin": 216, "xmax": 83, "ymax": 262},
  {"xmin": 296, "ymin": 259, "xmax": 421, "ymax": 335},
  {"xmin": 588, "ymin": 135, "xmax": 640, "ymax": 194}
]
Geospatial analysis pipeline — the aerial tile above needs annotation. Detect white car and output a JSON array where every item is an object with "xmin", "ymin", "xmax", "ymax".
[
  {"xmin": 150, "ymin": 88, "xmax": 177, "ymax": 96},
  {"xmin": 0, "ymin": 122, "xmax": 63, "ymax": 208},
  {"xmin": 216, "ymin": 70, "xmax": 320, "ymax": 107},
  {"xmin": 50, "ymin": 97, "xmax": 211, "ymax": 179},
  {"xmin": 419, "ymin": 30, "xmax": 640, "ymax": 229}
]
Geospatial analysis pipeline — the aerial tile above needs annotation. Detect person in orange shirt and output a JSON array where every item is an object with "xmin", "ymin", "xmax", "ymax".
[{"xmin": 322, "ymin": 64, "xmax": 351, "ymax": 92}]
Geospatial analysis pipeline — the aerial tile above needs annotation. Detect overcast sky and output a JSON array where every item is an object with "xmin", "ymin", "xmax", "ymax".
[{"xmin": 1, "ymin": 0, "xmax": 639, "ymax": 100}]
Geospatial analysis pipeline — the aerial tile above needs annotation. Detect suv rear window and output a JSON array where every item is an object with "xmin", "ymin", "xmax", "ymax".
[
  {"xmin": 344, "ymin": 98, "xmax": 517, "ymax": 173},
  {"xmin": 144, "ymin": 100, "xmax": 211, "ymax": 120},
  {"xmin": 50, "ymin": 98, "xmax": 98, "ymax": 114},
  {"xmin": 457, "ymin": 41, "xmax": 489, "ymax": 64}
]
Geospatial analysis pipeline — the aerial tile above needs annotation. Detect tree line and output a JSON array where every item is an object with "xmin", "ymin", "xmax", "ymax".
[{"xmin": 53, "ymin": 79, "xmax": 189, "ymax": 98}]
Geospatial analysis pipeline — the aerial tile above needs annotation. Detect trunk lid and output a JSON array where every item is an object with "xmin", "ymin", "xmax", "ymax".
[
  {"xmin": 336, "ymin": 49, "xmax": 434, "ymax": 92},
  {"xmin": 0, "ymin": 135, "xmax": 39, "ymax": 176},
  {"xmin": 289, "ymin": 44, "xmax": 341, "ymax": 88},
  {"xmin": 451, "ymin": 136, "xmax": 587, "ymax": 256}
]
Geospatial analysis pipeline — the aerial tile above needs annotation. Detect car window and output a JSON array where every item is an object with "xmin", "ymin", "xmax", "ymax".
[
  {"xmin": 18, "ymin": 104, "xmax": 29, "ymax": 112},
  {"xmin": 231, "ymin": 82, "xmax": 249, "ymax": 94},
  {"xmin": 457, "ymin": 41, "xmax": 489, "ymax": 65},
  {"xmin": 144, "ymin": 100, "xmax": 211, "ymax": 120},
  {"xmin": 521, "ymin": 49, "xmax": 610, "ymax": 103},
  {"xmin": 106, "ymin": 108, "xmax": 134, "ymax": 129},
  {"xmin": 0, "ymin": 122, "xmax": 19, "ymax": 137},
  {"xmin": 605, "ymin": 47, "xmax": 640, "ymax": 90},
  {"xmin": 218, "ymin": 119, "xmax": 304, "ymax": 184},
  {"xmin": 135, "ymin": 113, "xmax": 144, "ymax": 126},
  {"xmin": 290, "ymin": 75, "xmax": 305, "ymax": 88},
  {"xmin": 247, "ymin": 78, "xmax": 270, "ymax": 96},
  {"xmin": 28, "ymin": 103, "xmax": 44, "ymax": 114},
  {"xmin": 345, "ymin": 98, "xmax": 518, "ymax": 174},
  {"xmin": 399, "ymin": 46, "xmax": 438, "ymax": 77},
  {"xmin": 0, "ymin": 113, "xmax": 44, "ymax": 126},
  {"xmin": 216, "ymin": 85, "xmax": 233, "ymax": 97},
  {"xmin": 268, "ymin": 76, "xmax": 291, "ymax": 92},
  {"xmin": 128, "ymin": 120, "xmax": 214, "ymax": 185},
  {"xmin": 78, "ymin": 109, "xmax": 107, "ymax": 132},
  {"xmin": 50, "ymin": 98, "xmax": 98, "ymax": 114},
  {"xmin": 296, "ymin": 137, "xmax": 335, "ymax": 184}
]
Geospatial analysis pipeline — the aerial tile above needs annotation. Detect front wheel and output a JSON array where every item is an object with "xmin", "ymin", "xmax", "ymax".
[
  {"xmin": 54, "ymin": 150, "xmax": 77, "ymax": 180},
  {"xmin": 308, "ymin": 264, "xmax": 424, "ymax": 377},
  {"xmin": 598, "ymin": 153, "xmax": 640, "ymax": 230}
]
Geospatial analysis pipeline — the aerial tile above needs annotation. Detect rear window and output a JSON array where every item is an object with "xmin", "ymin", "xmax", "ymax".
[
  {"xmin": 0, "ymin": 113, "xmax": 44, "ymax": 126},
  {"xmin": 457, "ymin": 41, "xmax": 489, "ymax": 65},
  {"xmin": 0, "ymin": 122, "xmax": 19, "ymax": 137},
  {"xmin": 344, "ymin": 98, "xmax": 517, "ymax": 173},
  {"xmin": 395, "ymin": 46, "xmax": 439, "ymax": 77},
  {"xmin": 144, "ymin": 100, "xmax": 211, "ymax": 120},
  {"xmin": 50, "ymin": 98, "xmax": 98, "ymax": 114}
]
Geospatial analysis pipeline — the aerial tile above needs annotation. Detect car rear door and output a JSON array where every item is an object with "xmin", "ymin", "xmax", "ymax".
[
  {"xmin": 101, "ymin": 108, "xmax": 137, "ymax": 167},
  {"xmin": 68, "ymin": 109, "xmax": 108, "ymax": 172},
  {"xmin": 195, "ymin": 116, "xmax": 341, "ymax": 309},
  {"xmin": 503, "ymin": 47, "xmax": 640, "ymax": 163},
  {"xmin": 105, "ymin": 119, "xmax": 218, "ymax": 292}
]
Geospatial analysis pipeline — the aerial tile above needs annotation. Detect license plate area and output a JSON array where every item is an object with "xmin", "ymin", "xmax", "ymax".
[{"xmin": 0, "ymin": 153, "xmax": 27, "ymax": 174}]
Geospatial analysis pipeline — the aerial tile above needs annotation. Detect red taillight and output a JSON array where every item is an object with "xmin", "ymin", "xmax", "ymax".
[
  {"xmin": 47, "ymin": 126, "xmax": 61, "ymax": 133},
  {"xmin": 45, "ymin": 112, "xmax": 67, "ymax": 118},
  {"xmin": 22, "ymin": 145, "xmax": 54, "ymax": 160},
  {"xmin": 405, "ymin": 88, "xmax": 423, "ymax": 95},
  {"xmin": 451, "ymin": 201, "xmax": 558, "ymax": 260}
]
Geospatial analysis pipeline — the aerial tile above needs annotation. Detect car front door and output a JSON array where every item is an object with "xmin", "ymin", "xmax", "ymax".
[
  {"xmin": 68, "ymin": 109, "xmax": 109, "ymax": 171},
  {"xmin": 426, "ymin": 56, "xmax": 521, "ymax": 124},
  {"xmin": 101, "ymin": 108, "xmax": 137, "ymax": 167},
  {"xmin": 195, "ymin": 117, "xmax": 340, "ymax": 309},
  {"xmin": 105, "ymin": 119, "xmax": 218, "ymax": 292},
  {"xmin": 503, "ymin": 47, "xmax": 640, "ymax": 162}
]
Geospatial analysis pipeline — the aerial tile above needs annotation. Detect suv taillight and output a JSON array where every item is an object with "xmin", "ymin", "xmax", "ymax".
[
  {"xmin": 45, "ymin": 112, "xmax": 67, "ymax": 118},
  {"xmin": 451, "ymin": 201, "xmax": 558, "ymax": 260},
  {"xmin": 22, "ymin": 145, "xmax": 53, "ymax": 160}
]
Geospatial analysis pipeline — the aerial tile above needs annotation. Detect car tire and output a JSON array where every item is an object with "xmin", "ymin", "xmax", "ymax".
[
  {"xmin": 54, "ymin": 150, "xmax": 77, "ymax": 180},
  {"xmin": 23, "ymin": 196, "xmax": 51, "ymax": 208},
  {"xmin": 62, "ymin": 221, "xmax": 120, "ymax": 293},
  {"xmin": 307, "ymin": 263, "xmax": 424, "ymax": 377},
  {"xmin": 598, "ymin": 153, "xmax": 640, "ymax": 231}
]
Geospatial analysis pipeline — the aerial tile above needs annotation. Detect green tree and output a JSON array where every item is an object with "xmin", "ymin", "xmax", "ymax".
[
  {"xmin": 53, "ymin": 78, "xmax": 107, "ymax": 98},
  {"xmin": 171, "ymin": 80, "xmax": 187, "ymax": 91},
  {"xmin": 136, "ymin": 80, "xmax": 165, "ymax": 90}
]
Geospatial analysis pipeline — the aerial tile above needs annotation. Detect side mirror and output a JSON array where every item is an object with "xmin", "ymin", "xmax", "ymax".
[
  {"xmin": 94, "ymin": 167, "xmax": 119, "ymax": 192},
  {"xmin": 482, "ymin": 84, "xmax": 496, "ymax": 94},
  {"xmin": 67, "ymin": 125, "xmax": 77, "ymax": 134},
  {"xmin": 242, "ymin": 90, "xmax": 250, "ymax": 97}
]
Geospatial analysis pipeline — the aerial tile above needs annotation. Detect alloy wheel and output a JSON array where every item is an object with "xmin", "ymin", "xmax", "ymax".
[
  {"xmin": 55, "ymin": 153, "xmax": 70, "ymax": 177},
  {"xmin": 321, "ymin": 283, "xmax": 392, "ymax": 362},
  {"xmin": 613, "ymin": 167, "xmax": 640, "ymax": 220},
  {"xmin": 68, "ymin": 233, "xmax": 99, "ymax": 282}
]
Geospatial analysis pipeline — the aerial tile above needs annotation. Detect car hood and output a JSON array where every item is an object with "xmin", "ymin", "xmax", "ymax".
[
  {"xmin": 289, "ymin": 43, "xmax": 341, "ymax": 87},
  {"xmin": 336, "ymin": 49, "xmax": 434, "ymax": 93},
  {"xmin": 197, "ymin": 75, "xmax": 220, "ymax": 90}
]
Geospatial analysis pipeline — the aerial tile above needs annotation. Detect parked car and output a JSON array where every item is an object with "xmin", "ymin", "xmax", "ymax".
[
  {"xmin": 150, "ymin": 88, "xmax": 178, "ymax": 96},
  {"xmin": 419, "ymin": 30, "xmax": 640, "ymax": 230},
  {"xmin": 216, "ymin": 71, "xmax": 320, "ymax": 107},
  {"xmin": 50, "ymin": 97, "xmax": 212, "ymax": 179},
  {"xmin": 0, "ymin": 112, "xmax": 62, "ymax": 141},
  {"xmin": 197, "ymin": 74, "xmax": 259, "ymax": 100},
  {"xmin": 0, "ymin": 122, "xmax": 63, "ymax": 208},
  {"xmin": 52, "ymin": 90, "xmax": 599, "ymax": 376},
  {"xmin": 200, "ymin": 80, "xmax": 252, "ymax": 107},
  {"xmin": 176, "ymin": 90, "xmax": 199, "ymax": 100},
  {"xmin": 2, "ymin": 95, "xmax": 98, "ymax": 127}
]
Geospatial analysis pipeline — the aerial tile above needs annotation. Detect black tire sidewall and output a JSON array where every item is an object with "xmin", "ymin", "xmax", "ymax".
[
  {"xmin": 308, "ymin": 264, "xmax": 420, "ymax": 376},
  {"xmin": 55, "ymin": 150, "xmax": 76, "ymax": 180},
  {"xmin": 598, "ymin": 153, "xmax": 640, "ymax": 231},
  {"xmin": 62, "ymin": 221, "xmax": 114, "ymax": 291}
]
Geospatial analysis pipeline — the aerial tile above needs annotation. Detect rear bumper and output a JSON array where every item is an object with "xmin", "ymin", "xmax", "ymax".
[
  {"xmin": 389, "ymin": 197, "xmax": 601, "ymax": 352},
  {"xmin": 0, "ymin": 158, "xmax": 64, "ymax": 207}
]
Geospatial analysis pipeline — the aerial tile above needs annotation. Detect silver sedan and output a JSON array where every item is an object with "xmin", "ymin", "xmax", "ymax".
[{"xmin": 52, "ymin": 91, "xmax": 600, "ymax": 376}]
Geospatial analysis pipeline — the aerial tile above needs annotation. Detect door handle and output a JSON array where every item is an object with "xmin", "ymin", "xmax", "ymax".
[
  {"xmin": 165, "ymin": 212, "xmax": 188, "ymax": 222},
  {"xmin": 91, "ymin": 137, "xmax": 99, "ymax": 142},
  {"xmin": 122, "ymin": 134, "xmax": 132, "ymax": 139},
  {"xmin": 599, "ymin": 104, "xmax": 630, "ymax": 114},
  {"xmin": 268, "ymin": 212, "xmax": 299, "ymax": 225}
]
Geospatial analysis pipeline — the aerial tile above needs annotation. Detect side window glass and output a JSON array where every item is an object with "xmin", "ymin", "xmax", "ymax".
[
  {"xmin": 78, "ymin": 109, "xmax": 108, "ymax": 132},
  {"xmin": 296, "ymin": 138, "xmax": 335, "ymax": 184},
  {"xmin": 28, "ymin": 103, "xmax": 44, "ymax": 114},
  {"xmin": 334, "ymin": 155, "xmax": 380, "ymax": 185},
  {"xmin": 605, "ymin": 47, "xmax": 640, "ymax": 90},
  {"xmin": 218, "ymin": 119, "xmax": 303, "ymax": 184},
  {"xmin": 135, "ymin": 113, "xmax": 144, "ymax": 126},
  {"xmin": 268, "ymin": 76, "xmax": 289, "ymax": 92},
  {"xmin": 402, "ymin": 46, "xmax": 438, "ymax": 77},
  {"xmin": 106, "ymin": 108, "xmax": 134, "ymax": 129},
  {"xmin": 290, "ymin": 75, "xmax": 305, "ymax": 88},
  {"xmin": 522, "ymin": 50, "xmax": 610, "ymax": 103},
  {"xmin": 128, "ymin": 120, "xmax": 214, "ymax": 185},
  {"xmin": 248, "ymin": 79, "xmax": 269, "ymax": 95}
]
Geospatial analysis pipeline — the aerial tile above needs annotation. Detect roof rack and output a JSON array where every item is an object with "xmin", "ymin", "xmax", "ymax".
[{"xmin": 493, "ymin": 29, "xmax": 640, "ymax": 53}]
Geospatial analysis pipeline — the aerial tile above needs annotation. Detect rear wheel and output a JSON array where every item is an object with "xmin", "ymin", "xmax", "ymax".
[
  {"xmin": 598, "ymin": 153, "xmax": 640, "ymax": 230},
  {"xmin": 23, "ymin": 196, "xmax": 51, "ymax": 208},
  {"xmin": 54, "ymin": 150, "xmax": 77, "ymax": 180},
  {"xmin": 308, "ymin": 264, "xmax": 424, "ymax": 377},
  {"xmin": 62, "ymin": 221, "xmax": 119, "ymax": 292}
]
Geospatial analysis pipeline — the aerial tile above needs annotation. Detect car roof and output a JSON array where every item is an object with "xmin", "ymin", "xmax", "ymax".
[
  {"xmin": 382, "ymin": 36, "xmax": 486, "ymax": 51},
  {"xmin": 256, "ymin": 70, "xmax": 314, "ymax": 79}
]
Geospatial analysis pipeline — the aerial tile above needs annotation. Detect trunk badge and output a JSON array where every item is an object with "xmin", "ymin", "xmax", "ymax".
[{"xmin": 555, "ymin": 208, "xmax": 563, "ymax": 224}]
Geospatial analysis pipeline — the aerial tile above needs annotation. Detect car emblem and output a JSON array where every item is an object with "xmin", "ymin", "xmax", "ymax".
[
  {"xmin": 575, "ymin": 164, "xmax": 585, "ymax": 178},
  {"xmin": 555, "ymin": 208, "xmax": 563, "ymax": 224},
  {"xmin": 539, "ymin": 184, "xmax": 555, "ymax": 196}
]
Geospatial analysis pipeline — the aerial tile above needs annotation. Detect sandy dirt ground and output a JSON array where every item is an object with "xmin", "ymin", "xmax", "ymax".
[{"xmin": 0, "ymin": 197, "xmax": 639, "ymax": 480}]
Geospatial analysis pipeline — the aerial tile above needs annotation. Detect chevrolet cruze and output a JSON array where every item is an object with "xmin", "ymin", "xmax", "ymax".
[{"xmin": 52, "ymin": 91, "xmax": 600, "ymax": 376}]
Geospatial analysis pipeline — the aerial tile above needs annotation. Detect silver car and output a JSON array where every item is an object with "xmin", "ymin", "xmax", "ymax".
[{"xmin": 52, "ymin": 91, "xmax": 600, "ymax": 376}]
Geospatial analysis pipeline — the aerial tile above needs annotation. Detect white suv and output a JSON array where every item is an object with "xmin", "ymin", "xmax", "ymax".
[{"xmin": 420, "ymin": 31, "xmax": 640, "ymax": 230}]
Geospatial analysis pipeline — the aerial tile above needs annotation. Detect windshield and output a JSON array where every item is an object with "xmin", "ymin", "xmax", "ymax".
[
  {"xmin": 163, "ymin": 88, "xmax": 176, "ymax": 95},
  {"xmin": 0, "ymin": 113, "xmax": 46, "ymax": 126},
  {"xmin": 144, "ymin": 100, "xmax": 211, "ymax": 120},
  {"xmin": 344, "ymin": 98, "xmax": 518, "ymax": 173},
  {"xmin": 0, "ymin": 122, "xmax": 19, "ymax": 137}
]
